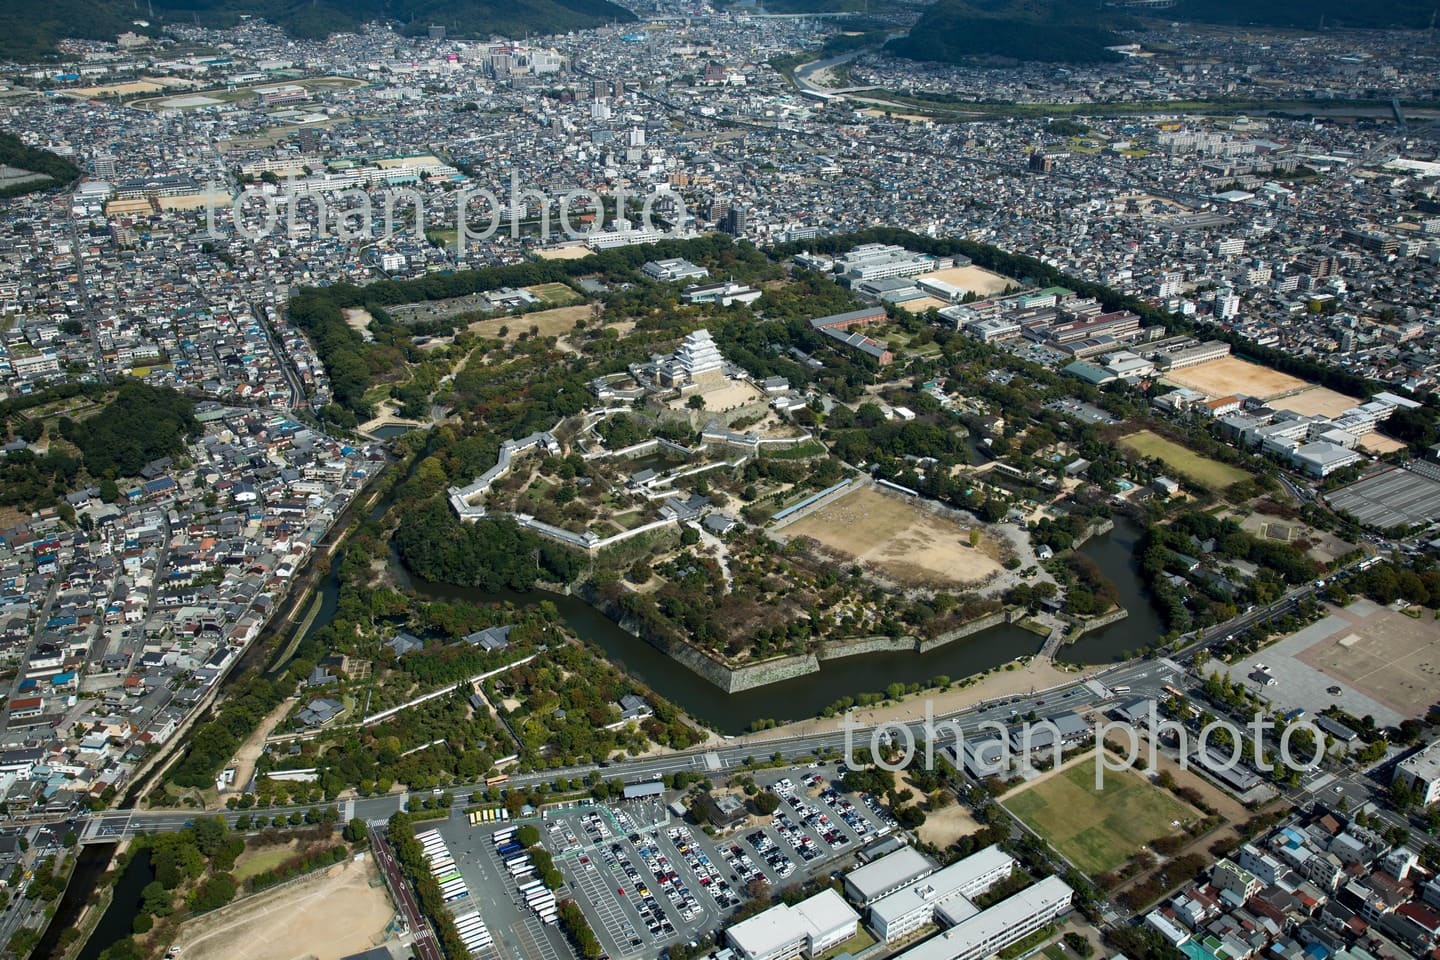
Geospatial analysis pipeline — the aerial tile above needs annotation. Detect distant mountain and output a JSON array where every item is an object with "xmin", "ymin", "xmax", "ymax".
[
  {"xmin": 886, "ymin": 0, "xmax": 1129, "ymax": 65},
  {"xmin": 1167, "ymin": 0, "xmax": 1436, "ymax": 30},
  {"xmin": 0, "ymin": 0, "xmax": 634, "ymax": 61},
  {"xmin": 884, "ymin": 0, "xmax": 1438, "ymax": 68}
]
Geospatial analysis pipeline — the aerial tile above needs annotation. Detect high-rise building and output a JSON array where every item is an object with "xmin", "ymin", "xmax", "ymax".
[
  {"xmin": 592, "ymin": 78, "xmax": 610, "ymax": 99},
  {"xmin": 428, "ymin": 24, "xmax": 446, "ymax": 39},
  {"xmin": 93, "ymin": 152, "xmax": 117, "ymax": 180},
  {"xmin": 720, "ymin": 205, "xmax": 748, "ymax": 236}
]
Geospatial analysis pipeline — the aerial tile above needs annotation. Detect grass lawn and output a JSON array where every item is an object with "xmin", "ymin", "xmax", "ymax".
[
  {"xmin": 818, "ymin": 927, "xmax": 875, "ymax": 960},
  {"xmin": 1117, "ymin": 429, "xmax": 1250, "ymax": 492},
  {"xmin": 1003, "ymin": 756, "xmax": 1197, "ymax": 875},
  {"xmin": 525, "ymin": 282, "xmax": 583, "ymax": 306},
  {"xmin": 233, "ymin": 846, "xmax": 295, "ymax": 881}
]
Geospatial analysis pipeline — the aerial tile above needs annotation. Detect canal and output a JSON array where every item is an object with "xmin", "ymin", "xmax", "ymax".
[
  {"xmin": 34, "ymin": 848, "xmax": 153, "ymax": 960},
  {"xmin": 376, "ymin": 512, "xmax": 1165, "ymax": 733},
  {"xmin": 1059, "ymin": 514, "xmax": 1168, "ymax": 665}
]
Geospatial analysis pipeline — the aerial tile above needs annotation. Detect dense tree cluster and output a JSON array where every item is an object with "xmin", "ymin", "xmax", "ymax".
[
  {"xmin": 58, "ymin": 381, "xmax": 199, "ymax": 478},
  {"xmin": 1138, "ymin": 510, "xmax": 1319, "ymax": 632},
  {"xmin": 393, "ymin": 500, "xmax": 584, "ymax": 590},
  {"xmin": 1349, "ymin": 558, "xmax": 1440, "ymax": 606},
  {"xmin": 887, "ymin": 0, "xmax": 1126, "ymax": 65},
  {"xmin": 0, "ymin": 132, "xmax": 81, "ymax": 196}
]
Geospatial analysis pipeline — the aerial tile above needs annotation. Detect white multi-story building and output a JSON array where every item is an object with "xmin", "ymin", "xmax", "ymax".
[
  {"xmin": 844, "ymin": 846, "xmax": 936, "ymax": 906},
  {"xmin": 726, "ymin": 889, "xmax": 858, "ymax": 960},
  {"xmin": 1395, "ymin": 740, "xmax": 1440, "ymax": 807},
  {"xmin": 892, "ymin": 876, "xmax": 1074, "ymax": 960},
  {"xmin": 870, "ymin": 846, "xmax": 1017, "ymax": 942}
]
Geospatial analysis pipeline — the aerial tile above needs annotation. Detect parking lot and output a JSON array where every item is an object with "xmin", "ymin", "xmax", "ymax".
[{"xmin": 427, "ymin": 762, "xmax": 896, "ymax": 960}]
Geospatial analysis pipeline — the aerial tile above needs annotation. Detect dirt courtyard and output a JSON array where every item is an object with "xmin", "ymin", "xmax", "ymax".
[
  {"xmin": 171, "ymin": 855, "xmax": 396, "ymax": 960},
  {"xmin": 781, "ymin": 486, "xmax": 1003, "ymax": 586},
  {"xmin": 1274, "ymin": 386, "xmax": 1360, "ymax": 418},
  {"xmin": 1161, "ymin": 357, "xmax": 1308, "ymax": 400},
  {"xmin": 1359, "ymin": 434, "xmax": 1407, "ymax": 455},
  {"xmin": 1297, "ymin": 602, "xmax": 1440, "ymax": 719},
  {"xmin": 669, "ymin": 379, "xmax": 764, "ymax": 412},
  {"xmin": 917, "ymin": 265, "xmax": 1016, "ymax": 296}
]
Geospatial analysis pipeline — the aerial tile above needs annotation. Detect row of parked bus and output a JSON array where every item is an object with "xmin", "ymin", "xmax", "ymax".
[
  {"xmin": 417, "ymin": 829, "xmax": 470, "ymax": 905},
  {"xmin": 467, "ymin": 807, "xmax": 510, "ymax": 826},
  {"xmin": 492, "ymin": 828, "xmax": 556, "ymax": 926},
  {"xmin": 449, "ymin": 910, "xmax": 493, "ymax": 954}
]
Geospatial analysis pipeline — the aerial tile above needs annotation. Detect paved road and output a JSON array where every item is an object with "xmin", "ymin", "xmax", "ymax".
[{"xmin": 373, "ymin": 829, "xmax": 443, "ymax": 960}]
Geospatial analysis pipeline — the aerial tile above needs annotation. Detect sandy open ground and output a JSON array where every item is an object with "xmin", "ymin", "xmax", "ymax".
[
  {"xmin": 1273, "ymin": 386, "xmax": 1361, "ymax": 418},
  {"xmin": 671, "ymin": 379, "xmax": 764, "ymax": 412},
  {"xmin": 1161, "ymin": 357, "xmax": 1308, "ymax": 400},
  {"xmin": 467, "ymin": 303, "xmax": 591, "ymax": 340},
  {"xmin": 343, "ymin": 308, "xmax": 376, "ymax": 342},
  {"xmin": 172, "ymin": 855, "xmax": 395, "ymax": 960},
  {"xmin": 70, "ymin": 79, "xmax": 178, "ymax": 97},
  {"xmin": 1296, "ymin": 602, "xmax": 1440, "ymax": 719},
  {"xmin": 533, "ymin": 243, "xmax": 594, "ymax": 260},
  {"xmin": 897, "ymin": 296, "xmax": 948, "ymax": 314},
  {"xmin": 917, "ymin": 265, "xmax": 1016, "ymax": 296},
  {"xmin": 782, "ymin": 486, "xmax": 1002, "ymax": 586},
  {"xmin": 1358, "ymin": 434, "xmax": 1407, "ymax": 454}
]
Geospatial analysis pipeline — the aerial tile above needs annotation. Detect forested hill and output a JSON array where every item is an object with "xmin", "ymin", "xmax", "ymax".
[
  {"xmin": 0, "ymin": 0, "xmax": 634, "ymax": 61},
  {"xmin": 885, "ymin": 0, "xmax": 1438, "ymax": 67},
  {"xmin": 885, "ymin": 0, "xmax": 1129, "ymax": 65}
]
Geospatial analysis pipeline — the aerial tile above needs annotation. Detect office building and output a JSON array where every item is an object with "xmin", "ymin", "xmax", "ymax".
[{"xmin": 721, "ymin": 205, "xmax": 748, "ymax": 236}]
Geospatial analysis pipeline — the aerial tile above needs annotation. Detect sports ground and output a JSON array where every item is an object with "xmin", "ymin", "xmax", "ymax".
[
  {"xmin": 1003, "ymin": 756, "xmax": 1198, "ymax": 874},
  {"xmin": 1161, "ymin": 357, "xmax": 1307, "ymax": 400},
  {"xmin": 1117, "ymin": 430, "xmax": 1250, "ymax": 491}
]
